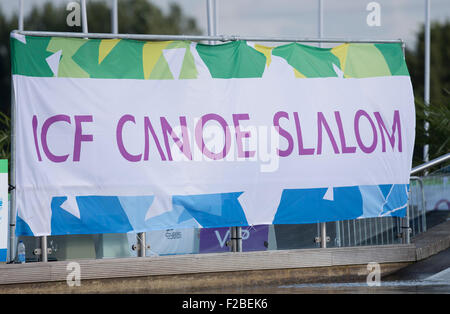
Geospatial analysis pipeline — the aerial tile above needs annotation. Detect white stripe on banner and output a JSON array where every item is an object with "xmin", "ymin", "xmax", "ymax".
[{"xmin": 14, "ymin": 75, "xmax": 415, "ymax": 236}]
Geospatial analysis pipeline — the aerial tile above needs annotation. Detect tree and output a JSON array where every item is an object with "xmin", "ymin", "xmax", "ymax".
[{"xmin": 406, "ymin": 21, "xmax": 450, "ymax": 166}]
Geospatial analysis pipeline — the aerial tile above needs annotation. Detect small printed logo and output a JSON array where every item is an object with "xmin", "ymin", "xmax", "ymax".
[{"xmin": 165, "ymin": 229, "xmax": 182, "ymax": 240}]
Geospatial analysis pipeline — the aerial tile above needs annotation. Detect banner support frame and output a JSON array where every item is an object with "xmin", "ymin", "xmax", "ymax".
[{"xmin": 12, "ymin": 30, "xmax": 404, "ymax": 45}]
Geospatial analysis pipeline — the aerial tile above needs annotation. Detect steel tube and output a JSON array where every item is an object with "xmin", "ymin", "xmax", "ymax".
[
  {"xmin": 318, "ymin": 0, "xmax": 323, "ymax": 48},
  {"xmin": 111, "ymin": 0, "xmax": 118, "ymax": 34},
  {"xmin": 137, "ymin": 232, "xmax": 146, "ymax": 257},
  {"xmin": 41, "ymin": 236, "xmax": 48, "ymax": 262},
  {"xmin": 424, "ymin": 0, "xmax": 431, "ymax": 164},
  {"xmin": 81, "ymin": 0, "xmax": 88, "ymax": 34},
  {"xmin": 236, "ymin": 227, "xmax": 242, "ymax": 252},
  {"xmin": 9, "ymin": 77, "xmax": 16, "ymax": 263},
  {"xmin": 411, "ymin": 153, "xmax": 450, "ymax": 175},
  {"xmin": 320, "ymin": 222, "xmax": 327, "ymax": 248},
  {"xmin": 18, "ymin": 0, "xmax": 24, "ymax": 31},
  {"xmin": 230, "ymin": 227, "xmax": 236, "ymax": 252},
  {"xmin": 14, "ymin": 30, "xmax": 403, "ymax": 44},
  {"xmin": 335, "ymin": 221, "xmax": 341, "ymax": 247}
]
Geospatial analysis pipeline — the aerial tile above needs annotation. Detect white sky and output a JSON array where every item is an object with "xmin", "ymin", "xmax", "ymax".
[{"xmin": 1, "ymin": 0, "xmax": 450, "ymax": 49}]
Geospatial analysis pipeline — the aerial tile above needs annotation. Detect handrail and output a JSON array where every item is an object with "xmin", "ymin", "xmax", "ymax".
[{"xmin": 410, "ymin": 153, "xmax": 450, "ymax": 175}]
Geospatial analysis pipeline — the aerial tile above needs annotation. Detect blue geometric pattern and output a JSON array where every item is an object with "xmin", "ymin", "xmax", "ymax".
[
  {"xmin": 15, "ymin": 184, "xmax": 409, "ymax": 236},
  {"xmin": 273, "ymin": 186, "xmax": 363, "ymax": 224}
]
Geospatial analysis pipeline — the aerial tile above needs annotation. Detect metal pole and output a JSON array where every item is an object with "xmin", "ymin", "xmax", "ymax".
[
  {"xmin": 320, "ymin": 222, "xmax": 327, "ymax": 248},
  {"xmin": 111, "ymin": 0, "xmax": 118, "ymax": 34},
  {"xmin": 41, "ymin": 236, "xmax": 48, "ymax": 262},
  {"xmin": 318, "ymin": 0, "xmax": 323, "ymax": 48},
  {"xmin": 335, "ymin": 221, "xmax": 341, "ymax": 247},
  {"xmin": 318, "ymin": 0, "xmax": 327, "ymax": 249},
  {"xmin": 206, "ymin": 0, "xmax": 214, "ymax": 44},
  {"xmin": 230, "ymin": 227, "xmax": 236, "ymax": 252},
  {"xmin": 236, "ymin": 227, "xmax": 242, "ymax": 252},
  {"xmin": 213, "ymin": 0, "xmax": 218, "ymax": 36},
  {"xmin": 424, "ymin": 0, "xmax": 430, "ymax": 164},
  {"xmin": 9, "ymin": 78, "xmax": 16, "ymax": 263},
  {"xmin": 421, "ymin": 179, "xmax": 427, "ymax": 232},
  {"xmin": 81, "ymin": 0, "xmax": 88, "ymax": 34},
  {"xmin": 404, "ymin": 187, "xmax": 412, "ymax": 244},
  {"xmin": 18, "ymin": 0, "xmax": 24, "ymax": 31},
  {"xmin": 10, "ymin": 2, "xmax": 23, "ymax": 262},
  {"xmin": 137, "ymin": 232, "xmax": 146, "ymax": 257}
]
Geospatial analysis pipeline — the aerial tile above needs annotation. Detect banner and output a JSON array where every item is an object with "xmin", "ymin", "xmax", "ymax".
[
  {"xmin": 0, "ymin": 160, "xmax": 8, "ymax": 261},
  {"xmin": 11, "ymin": 34, "xmax": 415, "ymax": 236}
]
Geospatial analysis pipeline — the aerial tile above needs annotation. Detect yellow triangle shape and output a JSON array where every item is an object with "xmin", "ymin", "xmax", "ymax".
[
  {"xmin": 331, "ymin": 43, "xmax": 349, "ymax": 73},
  {"xmin": 294, "ymin": 68, "xmax": 306, "ymax": 78},
  {"xmin": 98, "ymin": 39, "xmax": 121, "ymax": 64},
  {"xmin": 142, "ymin": 41, "xmax": 172, "ymax": 79},
  {"xmin": 254, "ymin": 44, "xmax": 273, "ymax": 67}
]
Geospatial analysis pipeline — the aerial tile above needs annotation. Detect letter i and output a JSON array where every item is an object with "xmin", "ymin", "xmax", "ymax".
[{"xmin": 32, "ymin": 115, "xmax": 42, "ymax": 161}]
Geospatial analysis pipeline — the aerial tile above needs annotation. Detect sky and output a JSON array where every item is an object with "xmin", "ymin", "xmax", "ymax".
[{"xmin": 1, "ymin": 0, "xmax": 450, "ymax": 49}]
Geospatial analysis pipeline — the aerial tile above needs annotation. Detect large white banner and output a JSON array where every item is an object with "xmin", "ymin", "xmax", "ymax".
[{"xmin": 11, "ymin": 36, "xmax": 415, "ymax": 236}]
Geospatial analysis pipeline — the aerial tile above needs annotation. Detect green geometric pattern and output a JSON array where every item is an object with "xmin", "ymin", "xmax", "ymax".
[
  {"xmin": 272, "ymin": 43, "xmax": 341, "ymax": 78},
  {"xmin": 10, "ymin": 34, "xmax": 410, "ymax": 79}
]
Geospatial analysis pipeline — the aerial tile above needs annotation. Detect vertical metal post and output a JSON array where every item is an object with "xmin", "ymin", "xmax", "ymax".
[
  {"xmin": 390, "ymin": 217, "xmax": 394, "ymax": 244},
  {"xmin": 18, "ymin": 0, "xmax": 24, "ymax": 31},
  {"xmin": 317, "ymin": 1, "xmax": 326, "ymax": 247},
  {"xmin": 111, "ymin": 0, "xmax": 118, "ymax": 34},
  {"xmin": 137, "ymin": 232, "xmax": 146, "ymax": 257},
  {"xmin": 9, "ymin": 77, "xmax": 16, "ymax": 263},
  {"xmin": 421, "ymin": 179, "xmax": 427, "ymax": 232},
  {"xmin": 41, "ymin": 236, "xmax": 48, "ymax": 262},
  {"xmin": 424, "ymin": 0, "xmax": 430, "ymax": 164},
  {"xmin": 335, "ymin": 221, "xmax": 341, "ymax": 247},
  {"xmin": 320, "ymin": 222, "xmax": 327, "ymax": 248},
  {"xmin": 358, "ymin": 219, "xmax": 362, "ymax": 246},
  {"xmin": 81, "ymin": 0, "xmax": 89, "ymax": 34},
  {"xmin": 364, "ymin": 219, "xmax": 368, "ymax": 245},
  {"xmin": 318, "ymin": 0, "xmax": 323, "ymax": 48},
  {"xmin": 9, "ymin": 0, "xmax": 24, "ymax": 263},
  {"xmin": 230, "ymin": 227, "xmax": 236, "ymax": 252},
  {"xmin": 403, "ymin": 187, "xmax": 412, "ymax": 244},
  {"xmin": 236, "ymin": 227, "xmax": 242, "ymax": 252},
  {"xmin": 213, "ymin": 0, "xmax": 218, "ymax": 36},
  {"xmin": 206, "ymin": 0, "xmax": 214, "ymax": 44}
]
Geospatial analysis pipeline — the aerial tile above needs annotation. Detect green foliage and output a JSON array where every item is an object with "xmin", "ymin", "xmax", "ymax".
[
  {"xmin": 0, "ymin": 111, "xmax": 10, "ymax": 160},
  {"xmin": 406, "ymin": 21, "xmax": 450, "ymax": 166}
]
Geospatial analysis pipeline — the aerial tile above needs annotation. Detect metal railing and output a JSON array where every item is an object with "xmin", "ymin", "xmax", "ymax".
[
  {"xmin": 411, "ymin": 153, "xmax": 450, "ymax": 175},
  {"xmin": 328, "ymin": 154, "xmax": 450, "ymax": 248}
]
